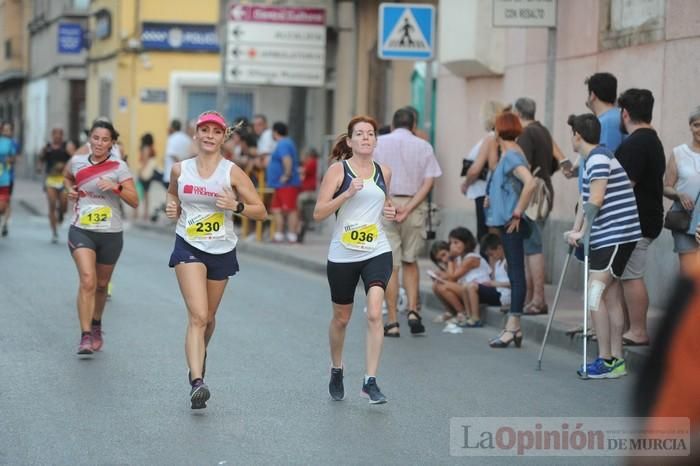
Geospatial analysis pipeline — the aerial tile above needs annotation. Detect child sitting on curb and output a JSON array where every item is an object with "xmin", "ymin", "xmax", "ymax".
[
  {"xmin": 459, "ymin": 233, "xmax": 511, "ymax": 327},
  {"xmin": 428, "ymin": 227, "xmax": 491, "ymax": 326}
]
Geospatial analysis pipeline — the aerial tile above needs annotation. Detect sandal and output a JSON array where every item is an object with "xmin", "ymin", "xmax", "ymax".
[
  {"xmin": 489, "ymin": 328, "xmax": 523, "ymax": 348},
  {"xmin": 406, "ymin": 310, "xmax": 425, "ymax": 335},
  {"xmin": 384, "ymin": 322, "xmax": 400, "ymax": 338},
  {"xmin": 523, "ymin": 302, "xmax": 549, "ymax": 315}
]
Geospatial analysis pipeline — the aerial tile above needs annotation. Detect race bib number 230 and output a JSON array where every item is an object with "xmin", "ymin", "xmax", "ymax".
[
  {"xmin": 341, "ymin": 222, "xmax": 379, "ymax": 252},
  {"xmin": 186, "ymin": 212, "xmax": 225, "ymax": 240}
]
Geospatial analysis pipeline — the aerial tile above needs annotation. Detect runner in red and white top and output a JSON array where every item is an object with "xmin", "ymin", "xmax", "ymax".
[{"xmin": 64, "ymin": 120, "xmax": 138, "ymax": 357}]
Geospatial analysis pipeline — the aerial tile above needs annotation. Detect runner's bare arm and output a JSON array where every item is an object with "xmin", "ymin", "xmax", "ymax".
[
  {"xmin": 114, "ymin": 178, "xmax": 139, "ymax": 209},
  {"xmin": 63, "ymin": 159, "xmax": 78, "ymax": 201},
  {"xmin": 230, "ymin": 164, "xmax": 267, "ymax": 221},
  {"xmin": 165, "ymin": 163, "xmax": 181, "ymax": 220},
  {"xmin": 314, "ymin": 162, "xmax": 352, "ymax": 221}
]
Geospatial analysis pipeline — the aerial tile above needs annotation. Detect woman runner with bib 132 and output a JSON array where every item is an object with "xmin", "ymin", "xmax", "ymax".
[
  {"xmin": 64, "ymin": 120, "xmax": 138, "ymax": 356},
  {"xmin": 314, "ymin": 115, "xmax": 396, "ymax": 404},
  {"xmin": 166, "ymin": 111, "xmax": 266, "ymax": 409}
]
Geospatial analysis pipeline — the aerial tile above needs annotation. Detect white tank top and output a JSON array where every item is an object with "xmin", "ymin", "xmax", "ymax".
[
  {"xmin": 327, "ymin": 160, "xmax": 392, "ymax": 263},
  {"xmin": 673, "ymin": 144, "xmax": 700, "ymax": 200},
  {"xmin": 175, "ymin": 158, "xmax": 238, "ymax": 254},
  {"xmin": 458, "ymin": 252, "xmax": 491, "ymax": 285}
]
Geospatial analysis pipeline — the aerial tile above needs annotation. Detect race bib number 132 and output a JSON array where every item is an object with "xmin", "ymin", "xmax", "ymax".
[{"xmin": 79, "ymin": 206, "xmax": 112, "ymax": 230}]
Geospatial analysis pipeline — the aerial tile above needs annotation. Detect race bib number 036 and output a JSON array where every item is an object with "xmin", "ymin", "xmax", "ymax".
[
  {"xmin": 341, "ymin": 222, "xmax": 379, "ymax": 252},
  {"xmin": 79, "ymin": 206, "xmax": 112, "ymax": 230},
  {"xmin": 186, "ymin": 212, "xmax": 225, "ymax": 240}
]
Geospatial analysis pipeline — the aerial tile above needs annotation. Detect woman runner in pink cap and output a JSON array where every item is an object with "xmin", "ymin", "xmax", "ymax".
[{"xmin": 166, "ymin": 111, "xmax": 266, "ymax": 409}]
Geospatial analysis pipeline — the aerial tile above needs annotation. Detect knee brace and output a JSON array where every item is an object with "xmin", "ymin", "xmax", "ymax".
[{"xmin": 587, "ymin": 280, "xmax": 606, "ymax": 312}]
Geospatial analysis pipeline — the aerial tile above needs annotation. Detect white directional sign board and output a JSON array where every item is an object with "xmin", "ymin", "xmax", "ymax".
[
  {"xmin": 378, "ymin": 3, "xmax": 435, "ymax": 60},
  {"xmin": 492, "ymin": 0, "xmax": 557, "ymax": 28},
  {"xmin": 226, "ymin": 4, "xmax": 326, "ymax": 87}
]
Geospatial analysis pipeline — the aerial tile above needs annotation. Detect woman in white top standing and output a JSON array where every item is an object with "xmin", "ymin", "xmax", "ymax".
[
  {"xmin": 314, "ymin": 115, "xmax": 396, "ymax": 404},
  {"xmin": 663, "ymin": 106, "xmax": 700, "ymax": 275},
  {"xmin": 166, "ymin": 111, "xmax": 266, "ymax": 409},
  {"xmin": 461, "ymin": 101, "xmax": 506, "ymax": 241}
]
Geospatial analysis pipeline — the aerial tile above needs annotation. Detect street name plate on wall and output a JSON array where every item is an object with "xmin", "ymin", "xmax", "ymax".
[
  {"xmin": 493, "ymin": 0, "xmax": 557, "ymax": 28},
  {"xmin": 226, "ymin": 4, "xmax": 326, "ymax": 87},
  {"xmin": 140, "ymin": 89, "xmax": 168, "ymax": 103}
]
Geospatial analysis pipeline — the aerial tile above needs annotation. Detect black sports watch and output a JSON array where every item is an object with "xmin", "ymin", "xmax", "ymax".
[{"xmin": 235, "ymin": 202, "xmax": 245, "ymax": 214}]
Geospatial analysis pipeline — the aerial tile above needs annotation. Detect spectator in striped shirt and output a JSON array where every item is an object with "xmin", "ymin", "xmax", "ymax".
[{"xmin": 564, "ymin": 113, "xmax": 642, "ymax": 380}]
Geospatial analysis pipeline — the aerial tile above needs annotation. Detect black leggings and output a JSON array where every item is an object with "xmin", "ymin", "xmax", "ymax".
[{"xmin": 327, "ymin": 252, "xmax": 393, "ymax": 305}]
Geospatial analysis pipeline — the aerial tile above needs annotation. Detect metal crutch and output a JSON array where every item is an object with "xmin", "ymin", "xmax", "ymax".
[
  {"xmin": 536, "ymin": 245, "xmax": 574, "ymax": 370},
  {"xmin": 580, "ymin": 203, "xmax": 597, "ymax": 378}
]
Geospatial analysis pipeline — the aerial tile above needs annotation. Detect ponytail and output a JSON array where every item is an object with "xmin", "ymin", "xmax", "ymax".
[{"xmin": 330, "ymin": 133, "xmax": 352, "ymax": 161}]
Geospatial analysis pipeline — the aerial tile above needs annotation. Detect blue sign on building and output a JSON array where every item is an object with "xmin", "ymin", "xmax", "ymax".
[
  {"xmin": 378, "ymin": 3, "xmax": 435, "ymax": 60},
  {"xmin": 58, "ymin": 23, "xmax": 84, "ymax": 54},
  {"xmin": 141, "ymin": 22, "xmax": 219, "ymax": 52}
]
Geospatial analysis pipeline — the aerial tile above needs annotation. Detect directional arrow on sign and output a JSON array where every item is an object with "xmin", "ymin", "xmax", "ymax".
[
  {"xmin": 230, "ymin": 67, "xmax": 239, "ymax": 77},
  {"xmin": 231, "ymin": 26, "xmax": 243, "ymax": 39},
  {"xmin": 231, "ymin": 47, "xmax": 240, "ymax": 58},
  {"xmin": 231, "ymin": 4, "xmax": 245, "ymax": 21}
]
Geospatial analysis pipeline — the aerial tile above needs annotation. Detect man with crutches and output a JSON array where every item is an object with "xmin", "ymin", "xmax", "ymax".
[{"xmin": 563, "ymin": 114, "xmax": 642, "ymax": 379}]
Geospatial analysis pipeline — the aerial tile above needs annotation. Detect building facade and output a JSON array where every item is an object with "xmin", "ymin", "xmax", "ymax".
[
  {"xmin": 23, "ymin": 0, "xmax": 89, "ymax": 169},
  {"xmin": 0, "ymin": 0, "xmax": 31, "ymax": 149},
  {"xmin": 433, "ymin": 0, "xmax": 700, "ymax": 305},
  {"xmin": 86, "ymin": 0, "xmax": 332, "ymax": 166}
]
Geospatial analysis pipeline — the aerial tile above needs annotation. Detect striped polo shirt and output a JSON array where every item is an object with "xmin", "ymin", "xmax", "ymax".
[{"xmin": 582, "ymin": 146, "xmax": 642, "ymax": 250}]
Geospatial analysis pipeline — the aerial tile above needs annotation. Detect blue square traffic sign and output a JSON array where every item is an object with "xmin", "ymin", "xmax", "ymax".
[{"xmin": 378, "ymin": 3, "xmax": 435, "ymax": 60}]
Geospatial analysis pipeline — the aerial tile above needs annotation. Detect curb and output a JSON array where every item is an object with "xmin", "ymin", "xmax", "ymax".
[{"xmin": 130, "ymin": 220, "xmax": 649, "ymax": 372}]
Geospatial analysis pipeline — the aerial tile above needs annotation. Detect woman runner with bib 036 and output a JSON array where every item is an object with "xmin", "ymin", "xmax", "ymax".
[
  {"xmin": 166, "ymin": 111, "xmax": 266, "ymax": 410},
  {"xmin": 314, "ymin": 116, "xmax": 396, "ymax": 404},
  {"xmin": 64, "ymin": 120, "xmax": 138, "ymax": 356}
]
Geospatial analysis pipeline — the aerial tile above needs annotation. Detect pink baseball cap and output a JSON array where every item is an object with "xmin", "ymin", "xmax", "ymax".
[{"xmin": 196, "ymin": 112, "xmax": 227, "ymax": 130}]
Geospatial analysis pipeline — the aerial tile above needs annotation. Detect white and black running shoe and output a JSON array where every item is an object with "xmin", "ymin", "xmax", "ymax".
[
  {"xmin": 190, "ymin": 380, "xmax": 210, "ymax": 410},
  {"xmin": 361, "ymin": 377, "xmax": 387, "ymax": 404}
]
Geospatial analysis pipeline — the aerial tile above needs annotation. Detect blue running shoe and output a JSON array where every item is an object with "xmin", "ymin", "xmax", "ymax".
[{"xmin": 577, "ymin": 357, "xmax": 616, "ymax": 379}]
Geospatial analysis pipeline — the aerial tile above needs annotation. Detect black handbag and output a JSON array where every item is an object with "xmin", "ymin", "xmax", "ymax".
[
  {"xmin": 461, "ymin": 159, "xmax": 489, "ymax": 180},
  {"xmin": 664, "ymin": 208, "xmax": 691, "ymax": 232},
  {"xmin": 663, "ymin": 192, "xmax": 700, "ymax": 232}
]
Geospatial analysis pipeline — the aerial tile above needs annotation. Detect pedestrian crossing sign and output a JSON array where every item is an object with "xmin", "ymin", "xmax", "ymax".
[{"xmin": 378, "ymin": 3, "xmax": 435, "ymax": 60}]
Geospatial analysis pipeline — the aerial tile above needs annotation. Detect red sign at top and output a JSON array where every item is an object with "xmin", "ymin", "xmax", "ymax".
[{"xmin": 229, "ymin": 4, "xmax": 326, "ymax": 26}]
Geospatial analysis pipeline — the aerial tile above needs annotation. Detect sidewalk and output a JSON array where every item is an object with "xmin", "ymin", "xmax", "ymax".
[{"xmin": 13, "ymin": 176, "xmax": 656, "ymax": 371}]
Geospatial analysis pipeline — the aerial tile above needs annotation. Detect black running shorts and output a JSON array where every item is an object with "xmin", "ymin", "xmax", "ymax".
[
  {"xmin": 68, "ymin": 225, "xmax": 124, "ymax": 265},
  {"xmin": 327, "ymin": 252, "xmax": 393, "ymax": 305}
]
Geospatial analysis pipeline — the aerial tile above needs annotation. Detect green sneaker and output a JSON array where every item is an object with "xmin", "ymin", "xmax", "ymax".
[{"xmin": 607, "ymin": 358, "xmax": 627, "ymax": 378}]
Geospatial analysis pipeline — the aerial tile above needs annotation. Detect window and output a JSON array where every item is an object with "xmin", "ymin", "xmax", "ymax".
[
  {"xmin": 4, "ymin": 40, "xmax": 10, "ymax": 59},
  {"xmin": 186, "ymin": 90, "xmax": 254, "ymax": 124},
  {"xmin": 601, "ymin": 0, "xmax": 665, "ymax": 50},
  {"xmin": 72, "ymin": 0, "xmax": 89, "ymax": 10}
]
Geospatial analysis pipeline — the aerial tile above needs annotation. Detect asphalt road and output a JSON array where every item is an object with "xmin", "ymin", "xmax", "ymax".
[{"xmin": 0, "ymin": 211, "xmax": 635, "ymax": 465}]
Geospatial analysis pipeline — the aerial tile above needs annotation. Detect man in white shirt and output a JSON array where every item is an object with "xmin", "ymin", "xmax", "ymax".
[
  {"xmin": 374, "ymin": 107, "xmax": 443, "ymax": 336},
  {"xmin": 163, "ymin": 119, "xmax": 193, "ymax": 185},
  {"xmin": 152, "ymin": 119, "xmax": 192, "ymax": 222},
  {"xmin": 253, "ymin": 114, "xmax": 276, "ymax": 164}
]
